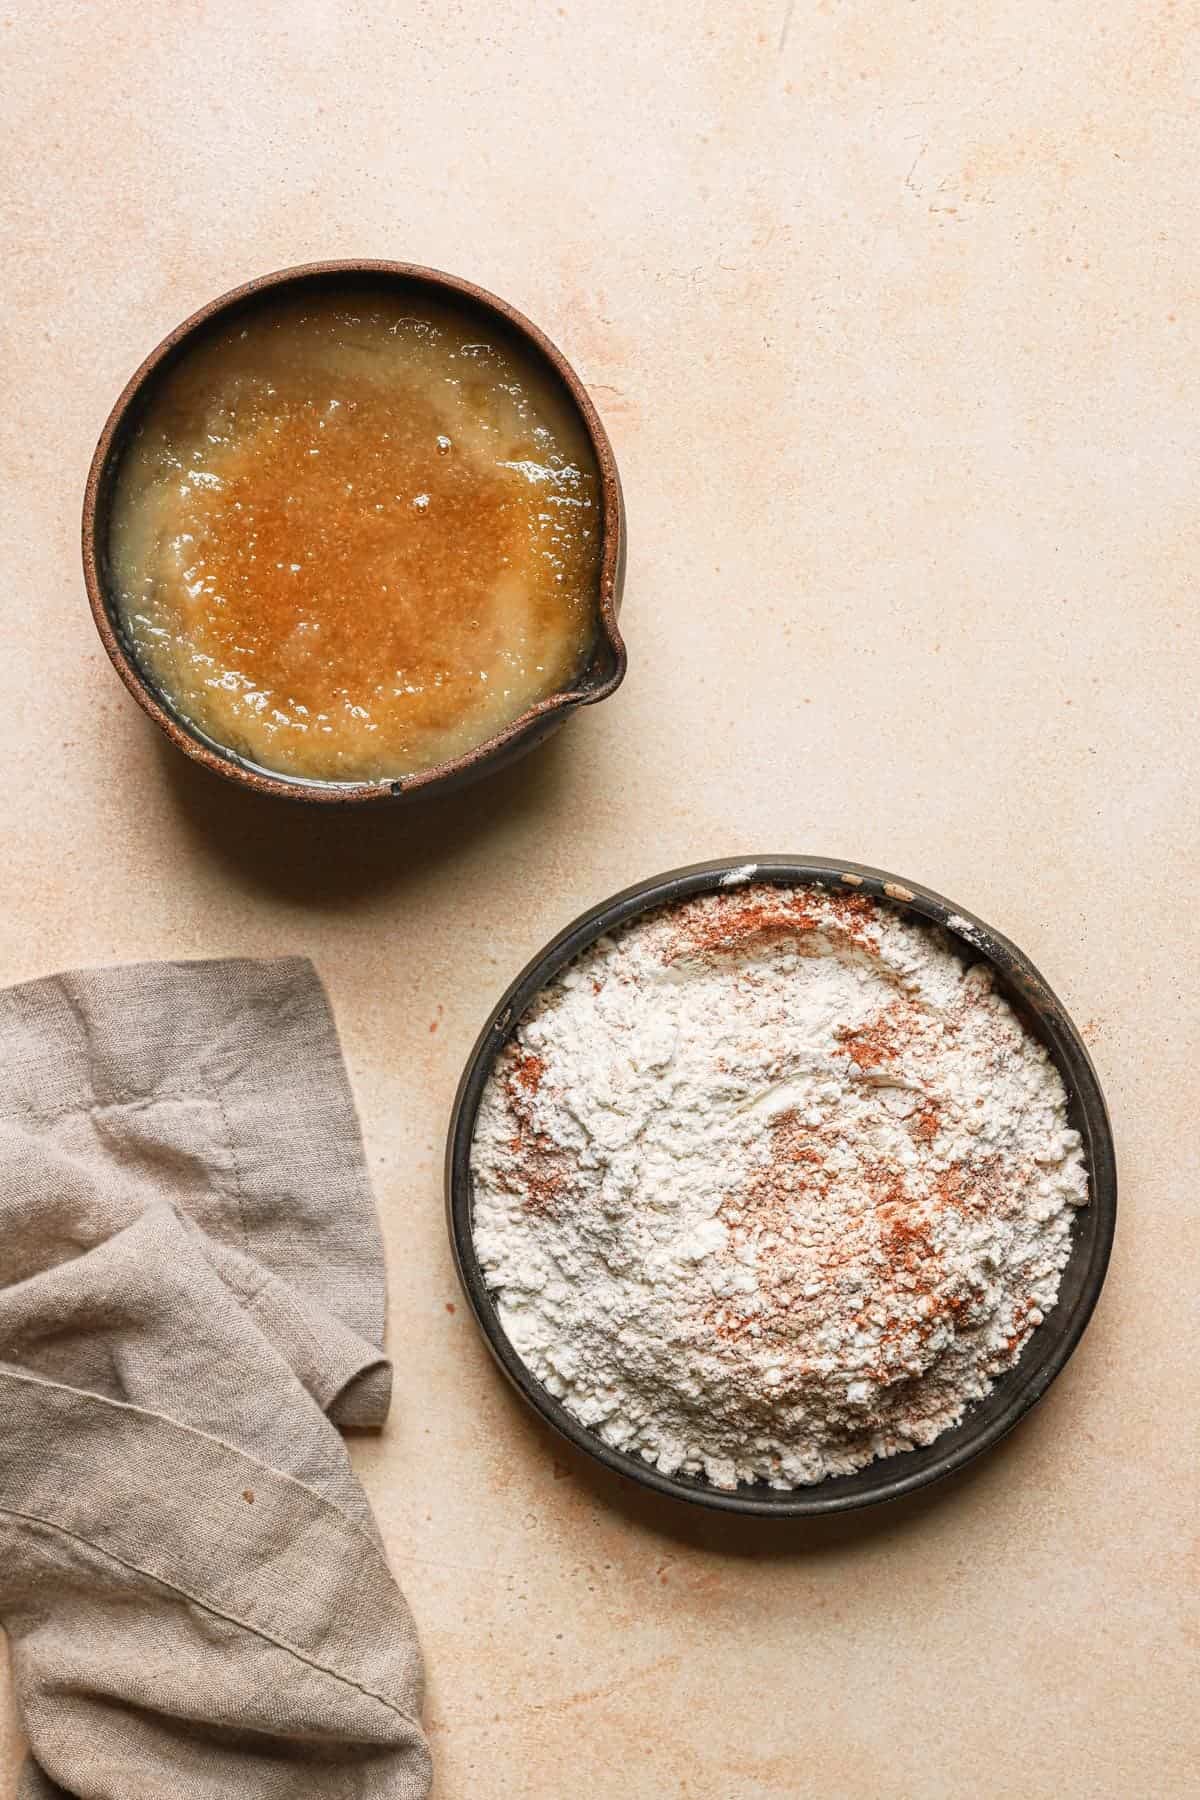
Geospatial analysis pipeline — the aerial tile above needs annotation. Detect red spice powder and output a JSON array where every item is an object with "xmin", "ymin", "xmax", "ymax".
[
  {"xmin": 836, "ymin": 1004, "xmax": 907, "ymax": 1070},
  {"xmin": 705, "ymin": 1094, "xmax": 997, "ymax": 1389},
  {"xmin": 509, "ymin": 1050, "xmax": 546, "ymax": 1095},
  {"xmin": 663, "ymin": 887, "xmax": 881, "ymax": 963},
  {"xmin": 911, "ymin": 1101, "xmax": 941, "ymax": 1143},
  {"xmin": 498, "ymin": 1046, "xmax": 567, "ymax": 1217}
]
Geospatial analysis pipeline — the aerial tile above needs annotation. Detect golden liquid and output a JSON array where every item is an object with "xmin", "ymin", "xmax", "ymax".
[{"xmin": 109, "ymin": 288, "xmax": 601, "ymax": 782}]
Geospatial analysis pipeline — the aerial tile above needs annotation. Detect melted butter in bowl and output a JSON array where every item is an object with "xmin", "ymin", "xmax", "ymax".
[{"xmin": 107, "ymin": 286, "xmax": 604, "ymax": 784}]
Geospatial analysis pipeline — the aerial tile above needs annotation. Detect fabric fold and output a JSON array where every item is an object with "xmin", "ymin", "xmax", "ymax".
[{"xmin": 0, "ymin": 958, "xmax": 431, "ymax": 1799}]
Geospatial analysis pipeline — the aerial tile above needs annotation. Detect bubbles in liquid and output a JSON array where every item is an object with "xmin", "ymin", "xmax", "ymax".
[{"xmin": 436, "ymin": 435, "xmax": 452, "ymax": 455}]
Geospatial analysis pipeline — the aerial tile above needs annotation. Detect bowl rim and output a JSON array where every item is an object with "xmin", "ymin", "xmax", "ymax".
[
  {"xmin": 81, "ymin": 259, "xmax": 627, "ymax": 805},
  {"xmin": 445, "ymin": 855, "xmax": 1118, "ymax": 1517}
]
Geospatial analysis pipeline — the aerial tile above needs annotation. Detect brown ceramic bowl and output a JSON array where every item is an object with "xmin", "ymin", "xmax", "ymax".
[{"xmin": 81, "ymin": 261, "xmax": 627, "ymax": 805}]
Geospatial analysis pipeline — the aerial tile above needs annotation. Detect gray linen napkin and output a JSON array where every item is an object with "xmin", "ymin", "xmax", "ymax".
[{"xmin": 0, "ymin": 958, "xmax": 431, "ymax": 1799}]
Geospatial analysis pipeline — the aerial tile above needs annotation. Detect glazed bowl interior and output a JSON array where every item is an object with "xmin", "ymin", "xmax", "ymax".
[
  {"xmin": 82, "ymin": 261, "xmax": 626, "ymax": 805},
  {"xmin": 446, "ymin": 856, "xmax": 1117, "ymax": 1517}
]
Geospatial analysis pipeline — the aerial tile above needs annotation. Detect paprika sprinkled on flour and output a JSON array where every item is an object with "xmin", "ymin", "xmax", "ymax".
[{"xmin": 471, "ymin": 886, "xmax": 1088, "ymax": 1490}]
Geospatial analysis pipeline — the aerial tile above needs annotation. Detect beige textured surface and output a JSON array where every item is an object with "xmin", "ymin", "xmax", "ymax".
[{"xmin": 1, "ymin": 3, "xmax": 1196, "ymax": 1795}]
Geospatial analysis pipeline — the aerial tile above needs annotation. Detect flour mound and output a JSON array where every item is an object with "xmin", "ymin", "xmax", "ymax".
[{"xmin": 470, "ymin": 885, "xmax": 1088, "ymax": 1490}]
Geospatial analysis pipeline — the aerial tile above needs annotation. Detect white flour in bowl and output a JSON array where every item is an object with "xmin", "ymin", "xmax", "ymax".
[{"xmin": 470, "ymin": 884, "xmax": 1089, "ymax": 1490}]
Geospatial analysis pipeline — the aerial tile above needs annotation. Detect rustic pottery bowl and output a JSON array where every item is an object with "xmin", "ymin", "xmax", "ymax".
[
  {"xmin": 82, "ymin": 261, "xmax": 626, "ymax": 806},
  {"xmin": 447, "ymin": 856, "xmax": 1117, "ymax": 1517}
]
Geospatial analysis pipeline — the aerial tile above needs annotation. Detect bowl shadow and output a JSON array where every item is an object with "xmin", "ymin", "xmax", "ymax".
[
  {"xmin": 484, "ymin": 1361, "xmax": 1041, "ymax": 1562},
  {"xmin": 156, "ymin": 722, "xmax": 579, "ymax": 908}
]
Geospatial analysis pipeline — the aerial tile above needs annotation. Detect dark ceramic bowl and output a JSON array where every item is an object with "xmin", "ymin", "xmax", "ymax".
[
  {"xmin": 447, "ymin": 857, "xmax": 1117, "ymax": 1517},
  {"xmin": 82, "ymin": 261, "xmax": 626, "ymax": 806}
]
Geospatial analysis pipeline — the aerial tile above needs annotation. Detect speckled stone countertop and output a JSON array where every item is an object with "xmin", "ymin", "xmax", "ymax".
[{"xmin": 1, "ymin": 4, "xmax": 1195, "ymax": 1795}]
